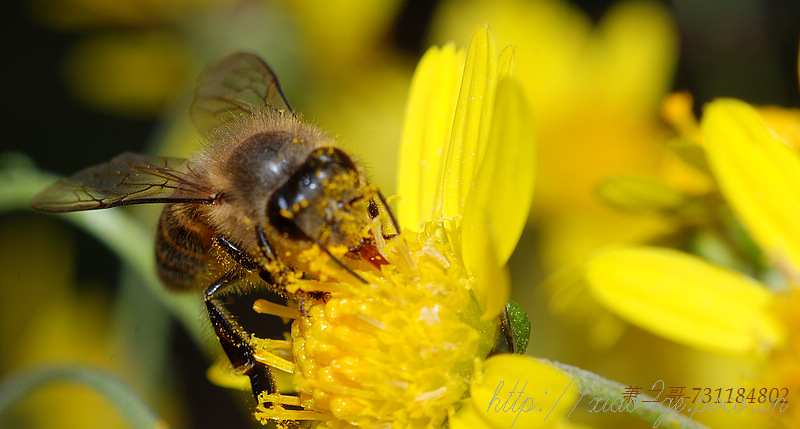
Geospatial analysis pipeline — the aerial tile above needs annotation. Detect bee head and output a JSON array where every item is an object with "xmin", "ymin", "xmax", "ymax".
[{"xmin": 267, "ymin": 147, "xmax": 380, "ymax": 253}]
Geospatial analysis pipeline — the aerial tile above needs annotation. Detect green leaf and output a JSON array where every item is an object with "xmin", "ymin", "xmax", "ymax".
[{"xmin": 505, "ymin": 300, "xmax": 530, "ymax": 354}]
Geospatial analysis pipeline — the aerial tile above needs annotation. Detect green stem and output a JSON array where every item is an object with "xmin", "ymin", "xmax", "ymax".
[
  {"xmin": 541, "ymin": 359, "xmax": 711, "ymax": 429},
  {"xmin": 0, "ymin": 365, "xmax": 166, "ymax": 429}
]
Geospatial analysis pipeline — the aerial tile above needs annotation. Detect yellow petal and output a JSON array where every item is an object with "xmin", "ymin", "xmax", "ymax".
[
  {"xmin": 585, "ymin": 246, "xmax": 784, "ymax": 356},
  {"xmin": 470, "ymin": 355, "xmax": 578, "ymax": 429},
  {"xmin": 543, "ymin": 263, "xmax": 628, "ymax": 349},
  {"xmin": 397, "ymin": 43, "xmax": 465, "ymax": 230},
  {"xmin": 702, "ymin": 98, "xmax": 800, "ymax": 273},
  {"xmin": 592, "ymin": 0, "xmax": 677, "ymax": 113},
  {"xmin": 498, "ymin": 45, "xmax": 516, "ymax": 80},
  {"xmin": 757, "ymin": 106, "xmax": 800, "ymax": 151},
  {"xmin": 462, "ymin": 77, "xmax": 535, "ymax": 309},
  {"xmin": 449, "ymin": 399, "xmax": 496, "ymax": 429},
  {"xmin": 462, "ymin": 210, "xmax": 511, "ymax": 321},
  {"xmin": 441, "ymin": 26, "xmax": 499, "ymax": 222},
  {"xmin": 206, "ymin": 359, "xmax": 249, "ymax": 390}
]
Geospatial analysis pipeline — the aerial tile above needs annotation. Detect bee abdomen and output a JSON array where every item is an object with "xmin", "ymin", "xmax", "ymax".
[{"xmin": 155, "ymin": 204, "xmax": 215, "ymax": 290}]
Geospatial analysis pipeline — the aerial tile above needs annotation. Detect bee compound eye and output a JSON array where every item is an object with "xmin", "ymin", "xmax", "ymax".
[{"xmin": 266, "ymin": 191, "xmax": 308, "ymax": 241}]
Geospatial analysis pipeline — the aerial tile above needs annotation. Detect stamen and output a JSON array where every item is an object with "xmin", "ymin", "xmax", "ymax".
[
  {"xmin": 414, "ymin": 386, "xmax": 448, "ymax": 402},
  {"xmin": 253, "ymin": 299, "xmax": 300, "ymax": 319},
  {"xmin": 421, "ymin": 245, "xmax": 450, "ymax": 268},
  {"xmin": 287, "ymin": 279, "xmax": 343, "ymax": 294},
  {"xmin": 356, "ymin": 313, "xmax": 387, "ymax": 330},
  {"xmin": 255, "ymin": 402, "xmax": 332, "ymax": 423},
  {"xmin": 254, "ymin": 350, "xmax": 295, "ymax": 374},
  {"xmin": 250, "ymin": 337, "xmax": 293, "ymax": 350},
  {"xmin": 370, "ymin": 217, "xmax": 386, "ymax": 249},
  {"xmin": 258, "ymin": 393, "xmax": 303, "ymax": 407}
]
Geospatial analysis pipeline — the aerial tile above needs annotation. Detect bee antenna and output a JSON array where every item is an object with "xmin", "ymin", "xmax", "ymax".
[
  {"xmin": 314, "ymin": 239, "xmax": 369, "ymax": 284},
  {"xmin": 377, "ymin": 190, "xmax": 400, "ymax": 235}
]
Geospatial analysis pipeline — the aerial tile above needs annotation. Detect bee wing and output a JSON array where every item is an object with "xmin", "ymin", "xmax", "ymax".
[
  {"xmin": 31, "ymin": 153, "xmax": 219, "ymax": 212},
  {"xmin": 190, "ymin": 52, "xmax": 294, "ymax": 136}
]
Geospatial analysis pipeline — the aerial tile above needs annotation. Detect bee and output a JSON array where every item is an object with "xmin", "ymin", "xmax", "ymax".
[{"xmin": 31, "ymin": 53, "xmax": 400, "ymax": 407}]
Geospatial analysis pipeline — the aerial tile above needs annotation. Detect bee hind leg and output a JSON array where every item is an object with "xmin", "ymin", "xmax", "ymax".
[{"xmin": 204, "ymin": 270, "xmax": 277, "ymax": 400}]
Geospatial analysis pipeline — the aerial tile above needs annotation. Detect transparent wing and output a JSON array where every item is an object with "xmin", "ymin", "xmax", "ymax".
[
  {"xmin": 31, "ymin": 153, "xmax": 219, "ymax": 212},
  {"xmin": 190, "ymin": 52, "xmax": 294, "ymax": 136}
]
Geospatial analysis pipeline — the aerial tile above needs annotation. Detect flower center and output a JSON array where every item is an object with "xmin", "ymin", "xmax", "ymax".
[{"xmin": 254, "ymin": 227, "xmax": 496, "ymax": 428}]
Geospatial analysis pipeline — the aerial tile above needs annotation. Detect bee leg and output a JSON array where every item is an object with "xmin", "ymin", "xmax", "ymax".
[
  {"xmin": 255, "ymin": 227, "xmax": 277, "ymax": 260},
  {"xmin": 215, "ymin": 234, "xmax": 287, "ymax": 289},
  {"xmin": 207, "ymin": 236, "xmax": 300, "ymax": 413},
  {"xmin": 214, "ymin": 235, "xmax": 260, "ymax": 271},
  {"xmin": 204, "ymin": 270, "xmax": 277, "ymax": 401},
  {"xmin": 376, "ymin": 190, "xmax": 401, "ymax": 235},
  {"xmin": 255, "ymin": 227, "xmax": 295, "ymax": 290}
]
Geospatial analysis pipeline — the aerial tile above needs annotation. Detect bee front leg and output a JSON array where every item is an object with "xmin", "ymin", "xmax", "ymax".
[
  {"xmin": 204, "ymin": 270, "xmax": 277, "ymax": 401},
  {"xmin": 214, "ymin": 235, "xmax": 260, "ymax": 271}
]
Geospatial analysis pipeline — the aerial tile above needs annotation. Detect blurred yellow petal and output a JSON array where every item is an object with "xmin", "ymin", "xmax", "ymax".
[
  {"xmin": 470, "ymin": 355, "xmax": 578, "ymax": 429},
  {"xmin": 590, "ymin": 0, "xmax": 677, "ymax": 114},
  {"xmin": 702, "ymin": 99, "xmax": 800, "ymax": 274},
  {"xmin": 757, "ymin": 106, "xmax": 800, "ymax": 151},
  {"xmin": 497, "ymin": 45, "xmax": 516, "ymax": 79},
  {"xmin": 64, "ymin": 33, "xmax": 189, "ymax": 117},
  {"xmin": 441, "ymin": 26, "xmax": 499, "ymax": 222},
  {"xmin": 462, "ymin": 78, "xmax": 534, "ymax": 319},
  {"xmin": 585, "ymin": 246, "xmax": 784, "ymax": 357},
  {"xmin": 280, "ymin": 0, "xmax": 403, "ymax": 64},
  {"xmin": 662, "ymin": 91, "xmax": 701, "ymax": 143},
  {"xmin": 543, "ymin": 262, "xmax": 629, "ymax": 349},
  {"xmin": 397, "ymin": 43, "xmax": 465, "ymax": 229}
]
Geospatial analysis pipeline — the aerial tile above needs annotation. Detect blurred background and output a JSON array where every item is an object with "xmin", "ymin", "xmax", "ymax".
[{"xmin": 1, "ymin": 0, "xmax": 799, "ymax": 428}]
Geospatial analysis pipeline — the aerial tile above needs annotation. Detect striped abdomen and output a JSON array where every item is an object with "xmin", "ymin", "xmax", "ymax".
[{"xmin": 155, "ymin": 204, "xmax": 216, "ymax": 291}]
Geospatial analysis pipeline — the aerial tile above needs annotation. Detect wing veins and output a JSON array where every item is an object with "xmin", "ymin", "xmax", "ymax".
[
  {"xmin": 190, "ymin": 52, "xmax": 294, "ymax": 136},
  {"xmin": 32, "ymin": 153, "xmax": 219, "ymax": 212}
]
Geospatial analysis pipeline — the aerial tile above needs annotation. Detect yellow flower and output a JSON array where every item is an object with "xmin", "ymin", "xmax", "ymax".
[
  {"xmin": 581, "ymin": 98, "xmax": 800, "ymax": 427},
  {"xmin": 247, "ymin": 26, "xmax": 576, "ymax": 429},
  {"xmin": 430, "ymin": 0, "xmax": 679, "ymax": 272}
]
